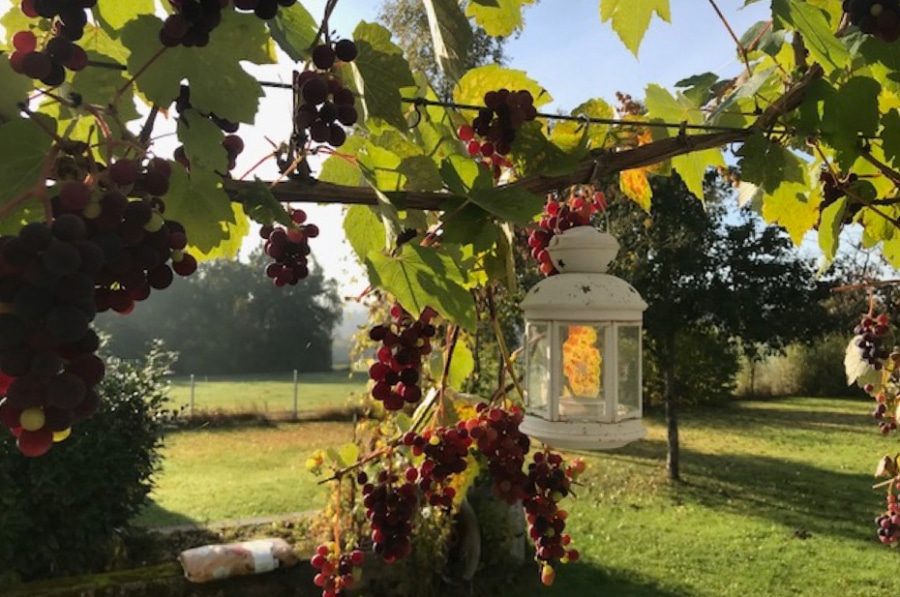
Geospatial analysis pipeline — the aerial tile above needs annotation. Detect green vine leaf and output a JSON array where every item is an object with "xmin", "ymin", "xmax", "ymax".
[
  {"xmin": 600, "ymin": 0, "xmax": 671, "ymax": 57},
  {"xmin": 736, "ymin": 132, "xmax": 807, "ymax": 194},
  {"xmin": 454, "ymin": 65, "xmax": 551, "ymax": 109},
  {"xmin": 234, "ymin": 179, "xmax": 292, "ymax": 227},
  {"xmin": 177, "ymin": 109, "xmax": 227, "ymax": 174},
  {"xmin": 821, "ymin": 77, "xmax": 881, "ymax": 169},
  {"xmin": 365, "ymin": 245, "xmax": 476, "ymax": 331},
  {"xmin": 772, "ymin": 0, "xmax": 850, "ymax": 74},
  {"xmin": 465, "ymin": 0, "xmax": 536, "ymax": 37},
  {"xmin": 0, "ymin": 60, "xmax": 29, "ymax": 124},
  {"xmin": 121, "ymin": 12, "xmax": 274, "ymax": 123},
  {"xmin": 350, "ymin": 22, "xmax": 417, "ymax": 132},
  {"xmin": 165, "ymin": 165, "xmax": 239, "ymax": 255},
  {"xmin": 0, "ymin": 117, "xmax": 52, "ymax": 233},
  {"xmin": 881, "ymin": 110, "xmax": 900, "ymax": 168},
  {"xmin": 470, "ymin": 186, "xmax": 544, "ymax": 225},
  {"xmin": 94, "ymin": 0, "xmax": 155, "ymax": 37},
  {"xmin": 513, "ymin": 120, "xmax": 589, "ymax": 178},
  {"xmin": 761, "ymin": 181, "xmax": 820, "ymax": 245},
  {"xmin": 818, "ymin": 196, "xmax": 847, "ymax": 261},
  {"xmin": 268, "ymin": 2, "xmax": 318, "ymax": 62},
  {"xmin": 319, "ymin": 137, "xmax": 366, "ymax": 186},
  {"xmin": 447, "ymin": 340, "xmax": 475, "ymax": 389},
  {"xmin": 344, "ymin": 204, "xmax": 386, "ymax": 263},
  {"xmin": 423, "ymin": 0, "xmax": 473, "ymax": 82}
]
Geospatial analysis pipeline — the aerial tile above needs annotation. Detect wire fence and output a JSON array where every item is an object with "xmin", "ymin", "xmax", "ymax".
[{"xmin": 165, "ymin": 369, "xmax": 368, "ymax": 420}]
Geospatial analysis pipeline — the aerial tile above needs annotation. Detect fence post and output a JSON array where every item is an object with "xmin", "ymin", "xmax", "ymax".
[
  {"xmin": 190, "ymin": 374, "xmax": 195, "ymax": 416},
  {"xmin": 293, "ymin": 369, "xmax": 299, "ymax": 420}
]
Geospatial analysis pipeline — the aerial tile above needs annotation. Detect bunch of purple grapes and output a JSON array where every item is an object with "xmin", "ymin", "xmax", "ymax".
[
  {"xmin": 310, "ymin": 543, "xmax": 363, "ymax": 597},
  {"xmin": 876, "ymin": 493, "xmax": 900, "ymax": 545},
  {"xmin": 465, "ymin": 403, "xmax": 531, "ymax": 504},
  {"xmin": 367, "ymin": 305, "xmax": 437, "ymax": 411},
  {"xmin": 359, "ymin": 470, "xmax": 417, "ymax": 563},
  {"xmin": 160, "ymin": 0, "xmax": 229, "ymax": 48},
  {"xmin": 853, "ymin": 313, "xmax": 890, "ymax": 368},
  {"xmin": 234, "ymin": 0, "xmax": 298, "ymax": 20},
  {"xmin": 260, "ymin": 208, "xmax": 318, "ymax": 287},
  {"xmin": 460, "ymin": 89, "xmax": 537, "ymax": 158},
  {"xmin": 523, "ymin": 452, "xmax": 579, "ymax": 586},
  {"xmin": 845, "ymin": 0, "xmax": 900, "ymax": 42},
  {"xmin": 402, "ymin": 425, "xmax": 471, "ymax": 508},
  {"xmin": 294, "ymin": 40, "xmax": 360, "ymax": 148},
  {"xmin": 9, "ymin": 0, "xmax": 91, "ymax": 86}
]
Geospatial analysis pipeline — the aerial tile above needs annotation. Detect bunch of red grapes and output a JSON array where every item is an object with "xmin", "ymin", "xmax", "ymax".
[
  {"xmin": 367, "ymin": 305, "xmax": 437, "ymax": 411},
  {"xmin": 0, "ymin": 156, "xmax": 195, "ymax": 456},
  {"xmin": 294, "ymin": 40, "xmax": 359, "ymax": 148},
  {"xmin": 9, "ymin": 0, "xmax": 92, "ymax": 86},
  {"xmin": 853, "ymin": 313, "xmax": 890, "ymax": 369},
  {"xmin": 457, "ymin": 89, "xmax": 538, "ymax": 178},
  {"xmin": 260, "ymin": 208, "xmax": 318, "ymax": 287},
  {"xmin": 310, "ymin": 543, "xmax": 363, "ymax": 597},
  {"xmin": 359, "ymin": 470, "xmax": 417, "ymax": 563},
  {"xmin": 402, "ymin": 425, "xmax": 471, "ymax": 508},
  {"xmin": 465, "ymin": 403, "xmax": 531, "ymax": 504},
  {"xmin": 845, "ymin": 0, "xmax": 900, "ymax": 42},
  {"xmin": 527, "ymin": 187, "xmax": 608, "ymax": 276},
  {"xmin": 524, "ymin": 452, "xmax": 581, "ymax": 586}
]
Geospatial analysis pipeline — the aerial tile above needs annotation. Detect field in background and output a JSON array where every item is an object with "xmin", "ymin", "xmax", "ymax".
[{"xmin": 165, "ymin": 370, "xmax": 367, "ymax": 416}]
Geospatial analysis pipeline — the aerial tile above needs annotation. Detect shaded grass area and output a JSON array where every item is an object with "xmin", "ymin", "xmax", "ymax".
[
  {"xmin": 165, "ymin": 370, "xmax": 367, "ymax": 415},
  {"xmin": 514, "ymin": 396, "xmax": 897, "ymax": 597},
  {"xmin": 140, "ymin": 394, "xmax": 900, "ymax": 596},
  {"xmin": 136, "ymin": 421, "xmax": 355, "ymax": 527}
]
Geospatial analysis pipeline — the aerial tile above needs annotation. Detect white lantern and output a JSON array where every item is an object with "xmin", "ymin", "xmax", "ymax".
[{"xmin": 520, "ymin": 226, "xmax": 647, "ymax": 451}]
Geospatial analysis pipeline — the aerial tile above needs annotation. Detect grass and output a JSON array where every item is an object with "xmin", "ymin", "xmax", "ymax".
[
  {"xmin": 139, "ymin": 390, "xmax": 900, "ymax": 596},
  {"xmin": 136, "ymin": 421, "xmax": 354, "ymax": 527},
  {"xmin": 165, "ymin": 370, "xmax": 367, "ymax": 415}
]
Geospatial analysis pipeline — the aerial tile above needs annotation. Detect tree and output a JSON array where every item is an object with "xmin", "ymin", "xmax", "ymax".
[
  {"xmin": 95, "ymin": 252, "xmax": 342, "ymax": 375},
  {"xmin": 377, "ymin": 0, "xmax": 507, "ymax": 99},
  {"xmin": 607, "ymin": 174, "xmax": 831, "ymax": 480}
]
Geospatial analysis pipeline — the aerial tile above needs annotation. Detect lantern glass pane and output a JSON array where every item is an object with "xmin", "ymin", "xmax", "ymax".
[
  {"xmin": 559, "ymin": 324, "xmax": 607, "ymax": 421},
  {"xmin": 617, "ymin": 325, "xmax": 641, "ymax": 420},
  {"xmin": 525, "ymin": 322, "xmax": 551, "ymax": 412}
]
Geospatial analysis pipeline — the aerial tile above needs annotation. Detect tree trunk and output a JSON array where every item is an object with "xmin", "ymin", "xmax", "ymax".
[{"xmin": 664, "ymin": 360, "xmax": 680, "ymax": 481}]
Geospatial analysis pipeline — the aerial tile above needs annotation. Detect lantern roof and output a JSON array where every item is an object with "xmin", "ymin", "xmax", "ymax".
[{"xmin": 521, "ymin": 227, "xmax": 647, "ymax": 321}]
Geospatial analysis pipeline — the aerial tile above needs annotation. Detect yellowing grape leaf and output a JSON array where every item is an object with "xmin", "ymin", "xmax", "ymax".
[
  {"xmin": 817, "ymin": 196, "xmax": 846, "ymax": 261},
  {"xmin": 454, "ymin": 65, "xmax": 551, "ymax": 109},
  {"xmin": 619, "ymin": 169, "xmax": 653, "ymax": 212},
  {"xmin": 761, "ymin": 181, "xmax": 820, "ymax": 245},
  {"xmin": 466, "ymin": 0, "xmax": 536, "ymax": 37},
  {"xmin": 600, "ymin": 0, "xmax": 671, "ymax": 57}
]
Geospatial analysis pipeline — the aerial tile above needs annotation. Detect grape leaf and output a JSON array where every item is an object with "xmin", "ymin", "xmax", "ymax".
[
  {"xmin": 772, "ymin": 0, "xmax": 850, "ymax": 74},
  {"xmin": 121, "ymin": 12, "xmax": 274, "ymax": 124},
  {"xmin": 454, "ymin": 65, "xmax": 551, "ymax": 109},
  {"xmin": 365, "ymin": 245, "xmax": 476, "ymax": 331},
  {"xmin": 193, "ymin": 202, "xmax": 250, "ymax": 261},
  {"xmin": 0, "ymin": 117, "xmax": 52, "ymax": 230},
  {"xmin": 440, "ymin": 154, "xmax": 493, "ymax": 196},
  {"xmin": 234, "ymin": 179, "xmax": 292, "ymax": 227},
  {"xmin": 619, "ymin": 169, "xmax": 653, "ymax": 212},
  {"xmin": 599, "ymin": 0, "xmax": 671, "ymax": 57},
  {"xmin": 673, "ymin": 72, "xmax": 719, "ymax": 107},
  {"xmin": 350, "ymin": 22, "xmax": 417, "ymax": 132},
  {"xmin": 447, "ymin": 340, "xmax": 475, "ymax": 389},
  {"xmin": 882, "ymin": 110, "xmax": 900, "ymax": 168},
  {"xmin": 555, "ymin": 98, "xmax": 614, "ymax": 149},
  {"xmin": 465, "ymin": 0, "xmax": 536, "ymax": 37},
  {"xmin": 761, "ymin": 181, "xmax": 820, "ymax": 245},
  {"xmin": 94, "ymin": 0, "xmax": 155, "ymax": 37},
  {"xmin": 70, "ymin": 50, "xmax": 141, "ymax": 123},
  {"xmin": 736, "ymin": 132, "xmax": 807, "ymax": 194},
  {"xmin": 470, "ymin": 186, "xmax": 544, "ymax": 225},
  {"xmin": 740, "ymin": 21, "xmax": 786, "ymax": 57},
  {"xmin": 344, "ymin": 204, "xmax": 386, "ymax": 263},
  {"xmin": 821, "ymin": 77, "xmax": 881, "ymax": 169},
  {"xmin": 513, "ymin": 120, "xmax": 589, "ymax": 178},
  {"xmin": 165, "ymin": 165, "xmax": 238, "ymax": 254},
  {"xmin": 178, "ymin": 109, "xmax": 227, "ymax": 174},
  {"xmin": 0, "ymin": 60, "xmax": 29, "ymax": 124},
  {"xmin": 817, "ymin": 196, "xmax": 846, "ymax": 261},
  {"xmin": 423, "ymin": 0, "xmax": 473, "ymax": 82},
  {"xmin": 318, "ymin": 136, "xmax": 366, "ymax": 186},
  {"xmin": 268, "ymin": 2, "xmax": 318, "ymax": 62}
]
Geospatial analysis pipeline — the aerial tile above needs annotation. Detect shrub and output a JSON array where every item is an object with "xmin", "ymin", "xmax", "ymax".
[{"xmin": 0, "ymin": 341, "xmax": 175, "ymax": 587}]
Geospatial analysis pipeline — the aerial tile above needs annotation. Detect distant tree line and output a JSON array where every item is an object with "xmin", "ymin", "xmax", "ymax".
[{"xmin": 95, "ymin": 251, "xmax": 342, "ymax": 375}]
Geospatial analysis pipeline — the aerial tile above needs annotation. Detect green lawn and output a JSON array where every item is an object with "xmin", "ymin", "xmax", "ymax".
[
  {"xmin": 140, "ymin": 394, "xmax": 900, "ymax": 596},
  {"xmin": 165, "ymin": 370, "xmax": 367, "ymax": 415}
]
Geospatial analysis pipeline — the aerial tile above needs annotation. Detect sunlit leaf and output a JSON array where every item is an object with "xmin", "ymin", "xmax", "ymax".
[{"xmin": 600, "ymin": 0, "xmax": 671, "ymax": 56}]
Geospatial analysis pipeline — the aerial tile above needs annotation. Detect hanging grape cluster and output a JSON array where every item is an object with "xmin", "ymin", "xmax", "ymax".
[
  {"xmin": 160, "ymin": 0, "xmax": 299, "ymax": 48},
  {"xmin": 527, "ymin": 186, "xmax": 607, "ymax": 276},
  {"xmin": 360, "ymin": 470, "xmax": 418, "ymax": 563},
  {"xmin": 310, "ymin": 543, "xmax": 363, "ymax": 597},
  {"xmin": 403, "ymin": 425, "xmax": 470, "ymax": 508},
  {"xmin": 0, "ymin": 157, "xmax": 195, "ymax": 457},
  {"xmin": 366, "ymin": 305, "xmax": 437, "ymax": 411},
  {"xmin": 844, "ymin": 0, "xmax": 900, "ymax": 42},
  {"xmin": 260, "ymin": 208, "xmax": 318, "ymax": 286},
  {"xmin": 9, "ymin": 0, "xmax": 91, "ymax": 85},
  {"xmin": 853, "ymin": 313, "xmax": 890, "ymax": 368},
  {"xmin": 457, "ymin": 89, "xmax": 538, "ymax": 178},
  {"xmin": 293, "ymin": 40, "xmax": 360, "ymax": 148},
  {"xmin": 525, "ymin": 452, "xmax": 581, "ymax": 586},
  {"xmin": 817, "ymin": 170, "xmax": 862, "ymax": 229},
  {"xmin": 467, "ymin": 403, "xmax": 531, "ymax": 504}
]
